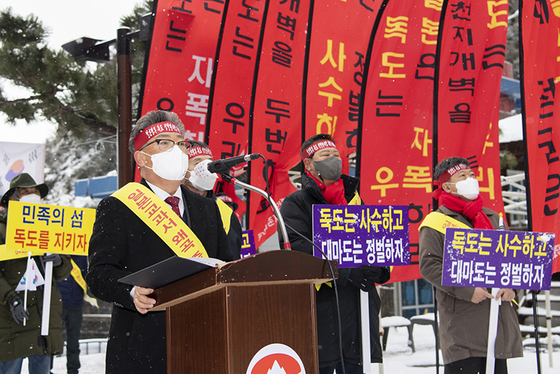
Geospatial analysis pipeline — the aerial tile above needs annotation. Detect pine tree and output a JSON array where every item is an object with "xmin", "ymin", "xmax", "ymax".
[
  {"xmin": 0, "ymin": 1, "xmax": 152, "ymax": 205},
  {"xmin": 0, "ymin": 1, "xmax": 152, "ymax": 137}
]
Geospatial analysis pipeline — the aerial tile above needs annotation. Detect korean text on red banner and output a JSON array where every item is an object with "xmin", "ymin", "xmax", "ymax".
[{"xmin": 312, "ymin": 204, "xmax": 409, "ymax": 268}]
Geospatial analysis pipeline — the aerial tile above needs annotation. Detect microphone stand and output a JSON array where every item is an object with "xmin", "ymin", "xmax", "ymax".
[{"xmin": 219, "ymin": 173, "xmax": 291, "ymax": 250}]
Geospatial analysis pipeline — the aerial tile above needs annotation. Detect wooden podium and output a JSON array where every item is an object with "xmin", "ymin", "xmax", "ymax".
[{"xmin": 150, "ymin": 250, "xmax": 337, "ymax": 374}]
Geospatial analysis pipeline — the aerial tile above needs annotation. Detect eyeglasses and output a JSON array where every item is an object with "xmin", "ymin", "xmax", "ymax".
[{"xmin": 141, "ymin": 139, "xmax": 189, "ymax": 153}]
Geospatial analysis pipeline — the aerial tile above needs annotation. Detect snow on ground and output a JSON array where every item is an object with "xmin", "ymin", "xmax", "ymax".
[
  {"xmin": 377, "ymin": 324, "xmax": 560, "ymax": 374},
  {"xmin": 20, "ymin": 325, "xmax": 560, "ymax": 373}
]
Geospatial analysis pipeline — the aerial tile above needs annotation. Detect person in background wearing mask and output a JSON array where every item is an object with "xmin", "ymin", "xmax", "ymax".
[
  {"xmin": 0, "ymin": 173, "xmax": 72, "ymax": 374},
  {"xmin": 419, "ymin": 157, "xmax": 522, "ymax": 374},
  {"xmin": 55, "ymin": 255, "xmax": 88, "ymax": 374},
  {"xmin": 279, "ymin": 134, "xmax": 390, "ymax": 374},
  {"xmin": 86, "ymin": 110, "xmax": 238, "ymax": 374},
  {"xmin": 182, "ymin": 140, "xmax": 242, "ymax": 258}
]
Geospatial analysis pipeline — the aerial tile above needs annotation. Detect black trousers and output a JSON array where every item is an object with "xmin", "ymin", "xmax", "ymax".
[
  {"xmin": 319, "ymin": 361, "xmax": 363, "ymax": 374},
  {"xmin": 62, "ymin": 306, "xmax": 83, "ymax": 374},
  {"xmin": 444, "ymin": 357, "xmax": 508, "ymax": 374}
]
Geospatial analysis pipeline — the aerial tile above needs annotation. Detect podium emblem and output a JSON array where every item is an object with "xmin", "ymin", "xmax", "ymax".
[{"xmin": 246, "ymin": 343, "xmax": 306, "ymax": 374}]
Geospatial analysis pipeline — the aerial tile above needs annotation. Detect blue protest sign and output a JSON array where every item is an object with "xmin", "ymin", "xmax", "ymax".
[
  {"xmin": 312, "ymin": 205, "xmax": 410, "ymax": 267},
  {"xmin": 442, "ymin": 228, "xmax": 555, "ymax": 290},
  {"xmin": 241, "ymin": 230, "xmax": 257, "ymax": 258}
]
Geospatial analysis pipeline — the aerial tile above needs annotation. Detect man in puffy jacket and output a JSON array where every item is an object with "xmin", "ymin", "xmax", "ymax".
[
  {"xmin": 280, "ymin": 134, "xmax": 390, "ymax": 374},
  {"xmin": 0, "ymin": 173, "xmax": 72, "ymax": 374}
]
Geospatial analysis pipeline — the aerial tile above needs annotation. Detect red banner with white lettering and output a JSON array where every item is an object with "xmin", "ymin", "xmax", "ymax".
[
  {"xmin": 248, "ymin": 0, "xmax": 310, "ymax": 248},
  {"xmin": 359, "ymin": 0, "xmax": 442, "ymax": 283},
  {"xmin": 520, "ymin": 0, "xmax": 560, "ymax": 274},
  {"xmin": 305, "ymin": 0, "xmax": 383, "ymax": 173}
]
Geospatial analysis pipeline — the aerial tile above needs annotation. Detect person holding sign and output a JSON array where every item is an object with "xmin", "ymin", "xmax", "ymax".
[
  {"xmin": 280, "ymin": 134, "xmax": 390, "ymax": 374},
  {"xmin": 0, "ymin": 173, "xmax": 72, "ymax": 374},
  {"xmin": 86, "ymin": 110, "xmax": 238, "ymax": 374},
  {"xmin": 182, "ymin": 140, "xmax": 242, "ymax": 259},
  {"xmin": 419, "ymin": 157, "xmax": 522, "ymax": 374}
]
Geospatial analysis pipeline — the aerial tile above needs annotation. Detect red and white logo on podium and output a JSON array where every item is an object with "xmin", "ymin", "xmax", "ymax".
[{"xmin": 246, "ymin": 343, "xmax": 306, "ymax": 374}]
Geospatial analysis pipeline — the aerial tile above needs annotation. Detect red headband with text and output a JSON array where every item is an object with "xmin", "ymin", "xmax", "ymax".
[
  {"xmin": 437, "ymin": 162, "xmax": 470, "ymax": 184},
  {"xmin": 301, "ymin": 140, "xmax": 337, "ymax": 160},
  {"xmin": 188, "ymin": 146, "xmax": 213, "ymax": 159},
  {"xmin": 134, "ymin": 122, "xmax": 182, "ymax": 151}
]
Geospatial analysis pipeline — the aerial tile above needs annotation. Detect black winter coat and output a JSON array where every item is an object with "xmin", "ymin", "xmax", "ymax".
[
  {"xmin": 57, "ymin": 255, "xmax": 87, "ymax": 308},
  {"xmin": 0, "ymin": 204, "xmax": 73, "ymax": 362},
  {"xmin": 280, "ymin": 173, "xmax": 390, "ymax": 367},
  {"xmin": 86, "ymin": 181, "xmax": 238, "ymax": 374}
]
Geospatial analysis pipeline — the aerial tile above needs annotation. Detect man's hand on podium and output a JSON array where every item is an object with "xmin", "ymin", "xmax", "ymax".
[{"xmin": 134, "ymin": 286, "xmax": 156, "ymax": 314}]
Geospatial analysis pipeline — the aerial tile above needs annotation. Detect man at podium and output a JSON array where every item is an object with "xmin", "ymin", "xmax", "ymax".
[
  {"xmin": 86, "ymin": 110, "xmax": 238, "ymax": 374},
  {"xmin": 280, "ymin": 134, "xmax": 390, "ymax": 374}
]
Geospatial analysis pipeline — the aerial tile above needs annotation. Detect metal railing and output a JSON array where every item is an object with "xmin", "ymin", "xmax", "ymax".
[
  {"xmin": 79, "ymin": 338, "xmax": 108, "ymax": 355},
  {"xmin": 501, "ymin": 172, "xmax": 527, "ymax": 227}
]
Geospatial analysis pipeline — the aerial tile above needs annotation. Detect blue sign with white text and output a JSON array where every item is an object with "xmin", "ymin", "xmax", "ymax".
[
  {"xmin": 312, "ymin": 205, "xmax": 410, "ymax": 267},
  {"xmin": 442, "ymin": 228, "xmax": 555, "ymax": 290}
]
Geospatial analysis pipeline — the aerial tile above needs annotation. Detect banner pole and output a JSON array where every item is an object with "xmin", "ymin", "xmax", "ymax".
[
  {"xmin": 360, "ymin": 290, "xmax": 371, "ymax": 373},
  {"xmin": 531, "ymin": 290, "xmax": 542, "ymax": 373},
  {"xmin": 378, "ymin": 298, "xmax": 384, "ymax": 374},
  {"xmin": 485, "ymin": 288, "xmax": 500, "ymax": 374},
  {"xmin": 23, "ymin": 252, "xmax": 31, "ymax": 327},
  {"xmin": 545, "ymin": 291, "xmax": 553, "ymax": 368},
  {"xmin": 41, "ymin": 255, "xmax": 53, "ymax": 336},
  {"xmin": 517, "ymin": 1, "xmax": 542, "ymax": 371}
]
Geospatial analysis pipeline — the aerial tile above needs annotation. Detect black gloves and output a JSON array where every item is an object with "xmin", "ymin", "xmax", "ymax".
[
  {"xmin": 348, "ymin": 266, "xmax": 386, "ymax": 292},
  {"xmin": 43, "ymin": 253, "xmax": 62, "ymax": 267},
  {"xmin": 9, "ymin": 296, "xmax": 29, "ymax": 324}
]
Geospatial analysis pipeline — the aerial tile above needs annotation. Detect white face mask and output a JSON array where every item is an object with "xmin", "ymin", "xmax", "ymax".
[
  {"xmin": 451, "ymin": 177, "xmax": 480, "ymax": 200},
  {"xmin": 142, "ymin": 146, "xmax": 190, "ymax": 181},
  {"xmin": 19, "ymin": 193, "xmax": 42, "ymax": 204},
  {"xmin": 188, "ymin": 159, "xmax": 218, "ymax": 191}
]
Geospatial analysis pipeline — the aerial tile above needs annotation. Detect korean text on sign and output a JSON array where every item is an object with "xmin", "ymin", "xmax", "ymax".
[
  {"xmin": 241, "ymin": 230, "xmax": 256, "ymax": 258},
  {"xmin": 442, "ymin": 228, "xmax": 555, "ymax": 290},
  {"xmin": 312, "ymin": 205, "xmax": 410, "ymax": 268},
  {"xmin": 5, "ymin": 201, "xmax": 96, "ymax": 255}
]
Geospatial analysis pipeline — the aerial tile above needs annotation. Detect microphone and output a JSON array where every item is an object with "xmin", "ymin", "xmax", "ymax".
[{"xmin": 207, "ymin": 153, "xmax": 261, "ymax": 173}]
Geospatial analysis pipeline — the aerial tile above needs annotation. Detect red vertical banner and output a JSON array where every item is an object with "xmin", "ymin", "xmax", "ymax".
[
  {"xmin": 206, "ymin": 0, "xmax": 265, "ymax": 162},
  {"xmin": 140, "ymin": 0, "xmax": 224, "ymax": 140},
  {"xmin": 305, "ymin": 0, "xmax": 383, "ymax": 173},
  {"xmin": 436, "ymin": 1, "xmax": 507, "ymax": 211},
  {"xmin": 520, "ymin": 0, "xmax": 560, "ymax": 274},
  {"xmin": 248, "ymin": 0, "xmax": 311, "ymax": 247},
  {"xmin": 206, "ymin": 0, "xmax": 267, "ymax": 219},
  {"xmin": 359, "ymin": 0, "xmax": 442, "ymax": 283}
]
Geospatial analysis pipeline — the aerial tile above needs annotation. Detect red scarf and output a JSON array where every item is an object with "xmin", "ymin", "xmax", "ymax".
[
  {"xmin": 307, "ymin": 171, "xmax": 346, "ymax": 205},
  {"xmin": 439, "ymin": 191, "xmax": 494, "ymax": 230}
]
